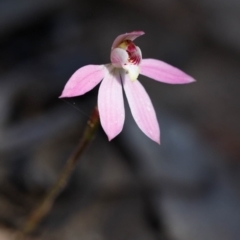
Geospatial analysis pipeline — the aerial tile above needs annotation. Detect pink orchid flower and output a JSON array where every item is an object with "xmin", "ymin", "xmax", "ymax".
[{"xmin": 60, "ymin": 31, "xmax": 195, "ymax": 144}]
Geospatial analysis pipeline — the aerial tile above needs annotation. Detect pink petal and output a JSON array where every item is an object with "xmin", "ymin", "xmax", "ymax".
[
  {"xmin": 98, "ymin": 69, "xmax": 125, "ymax": 141},
  {"xmin": 110, "ymin": 48, "xmax": 128, "ymax": 67},
  {"xmin": 60, "ymin": 65, "xmax": 106, "ymax": 98},
  {"xmin": 140, "ymin": 59, "xmax": 196, "ymax": 84},
  {"xmin": 112, "ymin": 31, "xmax": 145, "ymax": 49},
  {"xmin": 122, "ymin": 73, "xmax": 160, "ymax": 144}
]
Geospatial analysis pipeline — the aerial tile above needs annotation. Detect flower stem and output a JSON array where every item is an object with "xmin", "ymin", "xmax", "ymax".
[{"xmin": 19, "ymin": 106, "xmax": 99, "ymax": 237}]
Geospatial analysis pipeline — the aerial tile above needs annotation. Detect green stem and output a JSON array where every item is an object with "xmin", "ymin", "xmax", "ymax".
[{"xmin": 19, "ymin": 106, "xmax": 99, "ymax": 237}]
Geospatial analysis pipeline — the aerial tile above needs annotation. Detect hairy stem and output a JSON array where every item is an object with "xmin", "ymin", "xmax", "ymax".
[{"xmin": 19, "ymin": 106, "xmax": 99, "ymax": 237}]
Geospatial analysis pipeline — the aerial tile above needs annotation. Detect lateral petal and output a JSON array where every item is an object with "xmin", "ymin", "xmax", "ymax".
[
  {"xmin": 98, "ymin": 69, "xmax": 125, "ymax": 141},
  {"xmin": 112, "ymin": 31, "xmax": 145, "ymax": 49},
  {"xmin": 122, "ymin": 73, "xmax": 160, "ymax": 144},
  {"xmin": 60, "ymin": 65, "xmax": 106, "ymax": 98},
  {"xmin": 140, "ymin": 59, "xmax": 195, "ymax": 84}
]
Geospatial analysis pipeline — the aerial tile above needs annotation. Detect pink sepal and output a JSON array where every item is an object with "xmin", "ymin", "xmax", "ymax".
[
  {"xmin": 112, "ymin": 31, "xmax": 145, "ymax": 49},
  {"xmin": 98, "ymin": 69, "xmax": 125, "ymax": 141},
  {"xmin": 122, "ymin": 73, "xmax": 160, "ymax": 144},
  {"xmin": 140, "ymin": 59, "xmax": 195, "ymax": 84},
  {"xmin": 60, "ymin": 65, "xmax": 106, "ymax": 98}
]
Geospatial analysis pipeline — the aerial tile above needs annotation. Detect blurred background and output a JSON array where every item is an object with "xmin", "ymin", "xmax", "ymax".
[{"xmin": 0, "ymin": 0, "xmax": 240, "ymax": 239}]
